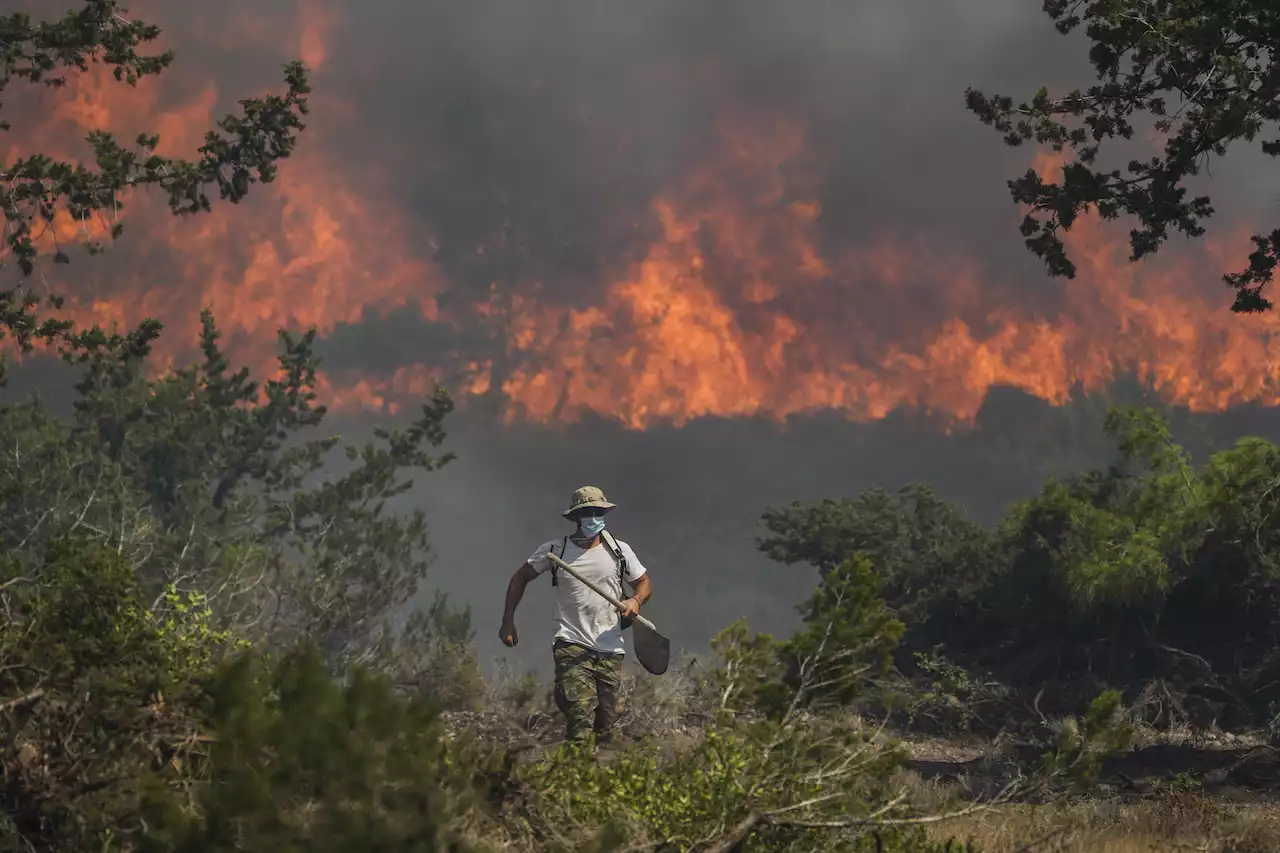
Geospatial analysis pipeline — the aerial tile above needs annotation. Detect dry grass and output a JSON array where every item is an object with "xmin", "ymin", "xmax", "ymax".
[
  {"xmin": 881, "ymin": 710, "xmax": 1280, "ymax": 851},
  {"xmin": 884, "ymin": 746, "xmax": 1280, "ymax": 853},
  {"xmin": 917, "ymin": 791, "xmax": 1280, "ymax": 852}
]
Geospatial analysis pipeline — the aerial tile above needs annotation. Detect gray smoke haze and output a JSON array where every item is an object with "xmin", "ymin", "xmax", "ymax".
[
  {"xmin": 375, "ymin": 394, "xmax": 1280, "ymax": 677},
  {"xmin": 8, "ymin": 0, "xmax": 1279, "ymax": 677},
  {"xmin": 334, "ymin": 0, "xmax": 1083, "ymax": 315}
]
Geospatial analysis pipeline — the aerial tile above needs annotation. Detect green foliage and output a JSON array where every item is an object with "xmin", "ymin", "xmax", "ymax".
[
  {"xmin": 759, "ymin": 485, "xmax": 999, "ymax": 634},
  {"xmin": 1006, "ymin": 408, "xmax": 1198, "ymax": 587},
  {"xmin": 704, "ymin": 618, "xmax": 784, "ymax": 715},
  {"xmin": 3, "ymin": 536, "xmax": 225, "ymax": 699},
  {"xmin": 0, "ymin": 307, "xmax": 458, "ymax": 677},
  {"xmin": 703, "ymin": 557, "xmax": 904, "ymax": 720},
  {"xmin": 780, "ymin": 555, "xmax": 905, "ymax": 712},
  {"xmin": 0, "ymin": 230, "xmax": 469, "ymax": 853},
  {"xmin": 1041, "ymin": 689, "xmax": 1134, "ymax": 788},
  {"xmin": 965, "ymin": 0, "xmax": 1280, "ymax": 311},
  {"xmin": 1192, "ymin": 436, "xmax": 1280, "ymax": 577},
  {"xmin": 0, "ymin": 1, "xmax": 310, "ymax": 276},
  {"xmin": 152, "ymin": 584, "xmax": 248, "ymax": 672},
  {"xmin": 521, "ymin": 722, "xmax": 943, "ymax": 852},
  {"xmin": 1005, "ymin": 478, "xmax": 1173, "ymax": 609},
  {"xmin": 0, "ymin": 536, "xmax": 218, "ymax": 851},
  {"xmin": 1150, "ymin": 770, "xmax": 1204, "ymax": 795},
  {"xmin": 902, "ymin": 649, "xmax": 1011, "ymax": 733},
  {"xmin": 137, "ymin": 647, "xmax": 475, "ymax": 853},
  {"xmin": 761, "ymin": 404, "xmax": 1280, "ymax": 727}
]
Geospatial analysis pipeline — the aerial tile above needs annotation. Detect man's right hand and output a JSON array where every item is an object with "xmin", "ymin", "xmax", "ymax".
[{"xmin": 499, "ymin": 620, "xmax": 518, "ymax": 647}]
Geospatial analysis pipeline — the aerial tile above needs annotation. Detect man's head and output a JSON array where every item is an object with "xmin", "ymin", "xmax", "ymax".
[{"xmin": 563, "ymin": 486, "xmax": 615, "ymax": 538}]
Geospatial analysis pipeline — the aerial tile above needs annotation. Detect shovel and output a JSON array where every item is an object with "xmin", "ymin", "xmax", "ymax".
[{"xmin": 547, "ymin": 551, "xmax": 670, "ymax": 675}]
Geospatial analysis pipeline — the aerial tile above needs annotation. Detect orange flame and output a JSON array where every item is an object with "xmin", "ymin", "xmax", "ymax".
[
  {"xmin": 10, "ymin": 0, "xmax": 446, "ymax": 401},
  {"xmin": 492, "ymin": 126, "xmax": 1280, "ymax": 427},
  {"xmin": 6, "ymin": 2, "xmax": 1280, "ymax": 428}
]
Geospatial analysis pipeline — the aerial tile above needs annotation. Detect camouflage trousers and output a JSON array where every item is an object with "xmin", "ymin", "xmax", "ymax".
[{"xmin": 552, "ymin": 640, "xmax": 623, "ymax": 744}]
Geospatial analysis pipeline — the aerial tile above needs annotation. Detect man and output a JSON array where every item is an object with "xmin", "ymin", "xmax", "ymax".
[{"xmin": 499, "ymin": 486, "xmax": 653, "ymax": 745}]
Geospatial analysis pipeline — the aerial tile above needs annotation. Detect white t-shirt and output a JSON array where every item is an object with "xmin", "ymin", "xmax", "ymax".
[{"xmin": 527, "ymin": 536, "xmax": 648, "ymax": 654}]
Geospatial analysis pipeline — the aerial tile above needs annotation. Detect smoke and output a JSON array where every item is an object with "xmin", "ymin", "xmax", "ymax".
[
  {"xmin": 405, "ymin": 392, "xmax": 1280, "ymax": 676},
  {"xmin": 327, "ymin": 0, "xmax": 1080, "ymax": 316}
]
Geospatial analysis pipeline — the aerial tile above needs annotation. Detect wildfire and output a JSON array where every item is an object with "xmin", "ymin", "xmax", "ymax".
[
  {"xmin": 8, "ymin": 0, "xmax": 445, "ymax": 400},
  {"xmin": 493, "ymin": 134, "xmax": 1280, "ymax": 427},
  {"xmin": 5, "ymin": 1, "xmax": 1280, "ymax": 428}
]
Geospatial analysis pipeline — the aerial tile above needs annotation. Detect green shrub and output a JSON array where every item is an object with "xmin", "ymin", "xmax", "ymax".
[
  {"xmin": 779, "ymin": 555, "xmax": 905, "ymax": 712},
  {"xmin": 138, "ymin": 647, "xmax": 478, "ymax": 853},
  {"xmin": 520, "ymin": 719, "xmax": 959, "ymax": 852},
  {"xmin": 759, "ymin": 404, "xmax": 1280, "ymax": 729},
  {"xmin": 0, "ymin": 537, "xmax": 226, "ymax": 852}
]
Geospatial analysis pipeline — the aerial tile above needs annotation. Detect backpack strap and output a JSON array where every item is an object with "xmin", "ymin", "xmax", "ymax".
[
  {"xmin": 601, "ymin": 530, "xmax": 635, "ymax": 630},
  {"xmin": 600, "ymin": 530, "xmax": 628, "ymax": 581},
  {"xmin": 551, "ymin": 536, "xmax": 568, "ymax": 587}
]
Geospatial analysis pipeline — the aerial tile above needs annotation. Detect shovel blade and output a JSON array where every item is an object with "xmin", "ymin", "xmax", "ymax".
[{"xmin": 632, "ymin": 620, "xmax": 670, "ymax": 675}]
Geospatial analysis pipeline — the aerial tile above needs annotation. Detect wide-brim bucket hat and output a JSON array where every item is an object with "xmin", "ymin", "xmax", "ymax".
[{"xmin": 562, "ymin": 485, "xmax": 617, "ymax": 519}]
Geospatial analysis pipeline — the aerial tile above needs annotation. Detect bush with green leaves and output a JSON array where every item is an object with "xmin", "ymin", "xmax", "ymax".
[
  {"xmin": 137, "ymin": 647, "xmax": 479, "ymax": 853},
  {"xmin": 0, "ymin": 536, "xmax": 229, "ymax": 852},
  {"xmin": 517, "ymin": 722, "xmax": 968, "ymax": 853},
  {"xmin": 975, "ymin": 406, "xmax": 1280, "ymax": 720},
  {"xmin": 0, "ymin": 307, "xmax": 464, "ymax": 683},
  {"xmin": 705, "ymin": 557, "xmax": 904, "ymax": 720},
  {"xmin": 0, "ymin": 317, "xmax": 491, "ymax": 844},
  {"xmin": 760, "ymin": 404, "xmax": 1280, "ymax": 729},
  {"xmin": 779, "ymin": 555, "xmax": 905, "ymax": 712},
  {"xmin": 0, "ymin": 536, "xmax": 490, "ymax": 852},
  {"xmin": 897, "ymin": 649, "xmax": 1012, "ymax": 735},
  {"xmin": 702, "ymin": 619, "xmax": 784, "ymax": 716},
  {"xmin": 759, "ymin": 485, "xmax": 1001, "ymax": 663},
  {"xmin": 379, "ymin": 592, "xmax": 489, "ymax": 712},
  {"xmin": 1040, "ymin": 689, "xmax": 1134, "ymax": 791}
]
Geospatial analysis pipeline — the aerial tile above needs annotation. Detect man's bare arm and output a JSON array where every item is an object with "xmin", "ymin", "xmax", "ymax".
[
  {"xmin": 503, "ymin": 562, "xmax": 539, "ymax": 621},
  {"xmin": 628, "ymin": 573, "xmax": 652, "ymax": 607},
  {"xmin": 499, "ymin": 563, "xmax": 540, "ymax": 647},
  {"xmin": 619, "ymin": 572, "xmax": 652, "ymax": 619}
]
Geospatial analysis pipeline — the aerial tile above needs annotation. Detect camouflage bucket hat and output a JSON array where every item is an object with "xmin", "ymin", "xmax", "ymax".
[{"xmin": 562, "ymin": 485, "xmax": 617, "ymax": 519}]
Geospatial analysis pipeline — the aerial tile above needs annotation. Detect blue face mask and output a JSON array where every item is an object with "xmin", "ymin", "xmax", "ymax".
[{"xmin": 577, "ymin": 514, "xmax": 606, "ymax": 539}]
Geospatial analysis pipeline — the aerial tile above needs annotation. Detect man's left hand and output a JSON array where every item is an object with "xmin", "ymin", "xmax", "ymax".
[{"xmin": 619, "ymin": 597, "xmax": 640, "ymax": 619}]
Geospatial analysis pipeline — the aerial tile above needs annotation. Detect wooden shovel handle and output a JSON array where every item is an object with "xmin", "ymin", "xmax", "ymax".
[{"xmin": 547, "ymin": 551, "xmax": 658, "ymax": 632}]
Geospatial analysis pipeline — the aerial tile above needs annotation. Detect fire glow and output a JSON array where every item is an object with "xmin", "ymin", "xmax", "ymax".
[{"xmin": 7, "ymin": 1, "xmax": 1280, "ymax": 429}]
